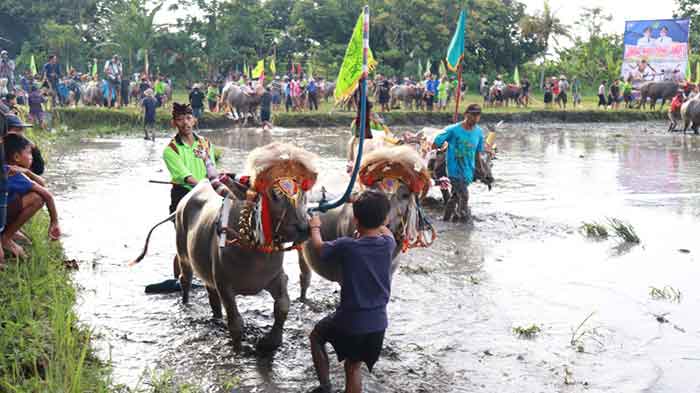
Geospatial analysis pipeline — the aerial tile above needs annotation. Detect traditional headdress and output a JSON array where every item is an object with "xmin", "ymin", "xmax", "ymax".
[{"xmin": 172, "ymin": 102, "xmax": 192, "ymax": 119}]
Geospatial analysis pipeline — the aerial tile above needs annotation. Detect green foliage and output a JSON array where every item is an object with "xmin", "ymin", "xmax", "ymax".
[
  {"xmin": 0, "ymin": 214, "xmax": 111, "ymax": 392},
  {"xmin": 649, "ymin": 286, "xmax": 682, "ymax": 302},
  {"xmin": 580, "ymin": 222, "xmax": 609, "ymax": 239},
  {"xmin": 674, "ymin": 0, "xmax": 700, "ymax": 53},
  {"xmin": 607, "ymin": 218, "xmax": 640, "ymax": 244},
  {"xmin": 513, "ymin": 324, "xmax": 541, "ymax": 338}
]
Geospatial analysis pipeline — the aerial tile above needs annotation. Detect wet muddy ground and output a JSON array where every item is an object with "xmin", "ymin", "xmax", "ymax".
[{"xmin": 48, "ymin": 122, "xmax": 700, "ymax": 392}]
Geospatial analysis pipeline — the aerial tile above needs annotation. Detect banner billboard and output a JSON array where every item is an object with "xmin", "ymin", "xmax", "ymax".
[{"xmin": 621, "ymin": 18, "xmax": 690, "ymax": 87}]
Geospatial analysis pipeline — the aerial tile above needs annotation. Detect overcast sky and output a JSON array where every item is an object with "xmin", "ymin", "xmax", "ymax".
[{"xmin": 156, "ymin": 0, "xmax": 679, "ymax": 44}]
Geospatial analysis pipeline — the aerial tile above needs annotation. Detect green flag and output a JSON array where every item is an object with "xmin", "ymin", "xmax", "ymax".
[
  {"xmin": 29, "ymin": 55, "xmax": 37, "ymax": 76},
  {"xmin": 446, "ymin": 10, "xmax": 466, "ymax": 72},
  {"xmin": 334, "ymin": 9, "xmax": 377, "ymax": 102},
  {"xmin": 243, "ymin": 60, "xmax": 248, "ymax": 77},
  {"xmin": 686, "ymin": 61, "xmax": 692, "ymax": 82},
  {"xmin": 439, "ymin": 60, "xmax": 446, "ymax": 77},
  {"xmin": 252, "ymin": 59, "xmax": 264, "ymax": 78},
  {"xmin": 91, "ymin": 59, "xmax": 98, "ymax": 77},
  {"xmin": 418, "ymin": 59, "xmax": 423, "ymax": 80},
  {"xmin": 308, "ymin": 61, "xmax": 314, "ymax": 79},
  {"xmin": 696, "ymin": 61, "xmax": 700, "ymax": 84},
  {"xmin": 269, "ymin": 55, "xmax": 276, "ymax": 75},
  {"xmin": 513, "ymin": 65, "xmax": 520, "ymax": 86},
  {"xmin": 426, "ymin": 58, "xmax": 432, "ymax": 76}
]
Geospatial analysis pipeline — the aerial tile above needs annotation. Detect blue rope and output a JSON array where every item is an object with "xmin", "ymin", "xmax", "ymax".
[{"xmin": 310, "ymin": 78, "xmax": 367, "ymax": 213}]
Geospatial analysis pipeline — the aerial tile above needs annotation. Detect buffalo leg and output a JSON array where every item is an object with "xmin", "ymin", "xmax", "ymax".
[
  {"xmin": 216, "ymin": 279, "xmax": 243, "ymax": 347},
  {"xmin": 179, "ymin": 257, "xmax": 193, "ymax": 304},
  {"xmin": 257, "ymin": 272, "xmax": 289, "ymax": 352},
  {"xmin": 298, "ymin": 249, "xmax": 311, "ymax": 301},
  {"xmin": 207, "ymin": 285, "xmax": 223, "ymax": 318}
]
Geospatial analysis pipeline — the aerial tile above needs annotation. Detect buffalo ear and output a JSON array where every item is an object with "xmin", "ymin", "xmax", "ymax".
[{"xmin": 220, "ymin": 176, "xmax": 249, "ymax": 201}]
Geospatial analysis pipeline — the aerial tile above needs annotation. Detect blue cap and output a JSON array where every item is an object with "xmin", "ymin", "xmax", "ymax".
[{"xmin": 6, "ymin": 115, "xmax": 32, "ymax": 129}]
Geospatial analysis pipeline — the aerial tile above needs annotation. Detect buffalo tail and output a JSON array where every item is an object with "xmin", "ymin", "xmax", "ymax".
[{"xmin": 128, "ymin": 212, "xmax": 177, "ymax": 266}]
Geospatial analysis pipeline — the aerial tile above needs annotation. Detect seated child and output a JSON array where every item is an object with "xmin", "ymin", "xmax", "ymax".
[
  {"xmin": 308, "ymin": 190, "xmax": 396, "ymax": 393},
  {"xmin": 2, "ymin": 134, "xmax": 61, "ymax": 258}
]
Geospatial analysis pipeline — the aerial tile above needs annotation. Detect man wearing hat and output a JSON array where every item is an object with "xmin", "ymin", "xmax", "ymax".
[
  {"xmin": 5, "ymin": 115, "xmax": 45, "ymax": 176},
  {"xmin": 162, "ymin": 102, "xmax": 216, "ymax": 277},
  {"xmin": 0, "ymin": 50, "xmax": 15, "ymax": 91},
  {"xmin": 432, "ymin": 104, "xmax": 486, "ymax": 222},
  {"xmin": 104, "ymin": 55, "xmax": 123, "ymax": 108},
  {"xmin": 188, "ymin": 84, "xmax": 205, "ymax": 124}
]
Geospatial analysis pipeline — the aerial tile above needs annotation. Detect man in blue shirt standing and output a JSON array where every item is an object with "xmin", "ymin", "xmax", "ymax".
[
  {"xmin": 308, "ymin": 190, "xmax": 396, "ymax": 393},
  {"xmin": 433, "ymin": 103, "xmax": 485, "ymax": 222},
  {"xmin": 42, "ymin": 55, "xmax": 62, "ymax": 103},
  {"xmin": 307, "ymin": 78, "xmax": 318, "ymax": 111}
]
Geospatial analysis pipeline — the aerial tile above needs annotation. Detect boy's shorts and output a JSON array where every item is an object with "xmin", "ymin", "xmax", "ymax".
[
  {"xmin": 7, "ymin": 195, "xmax": 23, "ymax": 225},
  {"xmin": 314, "ymin": 314, "xmax": 385, "ymax": 372}
]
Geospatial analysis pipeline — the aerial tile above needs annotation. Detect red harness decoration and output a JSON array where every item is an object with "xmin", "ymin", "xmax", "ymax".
[{"xmin": 261, "ymin": 193, "xmax": 273, "ymax": 246}]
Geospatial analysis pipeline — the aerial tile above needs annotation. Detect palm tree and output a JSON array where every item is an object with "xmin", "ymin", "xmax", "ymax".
[
  {"xmin": 520, "ymin": 0, "xmax": 570, "ymax": 86},
  {"xmin": 107, "ymin": 0, "xmax": 163, "ymax": 76}
]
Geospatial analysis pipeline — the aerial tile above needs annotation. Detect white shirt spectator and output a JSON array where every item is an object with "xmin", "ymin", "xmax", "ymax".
[{"xmin": 598, "ymin": 84, "xmax": 606, "ymax": 96}]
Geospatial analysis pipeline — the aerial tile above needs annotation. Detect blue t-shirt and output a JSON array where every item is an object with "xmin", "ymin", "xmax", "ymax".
[
  {"xmin": 42, "ymin": 63, "xmax": 61, "ymax": 82},
  {"xmin": 433, "ymin": 122, "xmax": 485, "ymax": 183},
  {"xmin": 321, "ymin": 235, "xmax": 396, "ymax": 335},
  {"xmin": 142, "ymin": 97, "xmax": 157, "ymax": 123},
  {"xmin": 307, "ymin": 81, "xmax": 317, "ymax": 93},
  {"xmin": 4, "ymin": 167, "xmax": 34, "ymax": 203}
]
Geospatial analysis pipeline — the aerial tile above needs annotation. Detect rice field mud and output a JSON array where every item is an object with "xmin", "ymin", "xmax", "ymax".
[{"xmin": 47, "ymin": 122, "xmax": 700, "ymax": 392}]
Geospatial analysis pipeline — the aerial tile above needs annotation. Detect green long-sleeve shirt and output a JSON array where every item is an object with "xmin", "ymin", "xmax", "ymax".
[{"xmin": 162, "ymin": 134, "xmax": 215, "ymax": 189}]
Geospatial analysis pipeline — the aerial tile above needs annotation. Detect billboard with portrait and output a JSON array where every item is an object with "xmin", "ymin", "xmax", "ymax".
[{"xmin": 621, "ymin": 18, "xmax": 690, "ymax": 87}]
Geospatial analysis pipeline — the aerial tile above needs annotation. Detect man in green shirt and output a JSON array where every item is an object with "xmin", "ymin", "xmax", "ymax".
[
  {"xmin": 162, "ymin": 102, "xmax": 215, "ymax": 279},
  {"xmin": 163, "ymin": 102, "xmax": 215, "ymax": 214},
  {"xmin": 622, "ymin": 77, "xmax": 633, "ymax": 109},
  {"xmin": 154, "ymin": 77, "xmax": 167, "ymax": 107}
]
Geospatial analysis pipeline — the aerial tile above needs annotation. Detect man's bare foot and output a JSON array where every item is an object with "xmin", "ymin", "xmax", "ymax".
[{"xmin": 3, "ymin": 239, "xmax": 27, "ymax": 259}]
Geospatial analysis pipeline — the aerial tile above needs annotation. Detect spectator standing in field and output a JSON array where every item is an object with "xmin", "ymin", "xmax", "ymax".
[
  {"xmin": 521, "ymin": 78, "xmax": 530, "ymax": 107},
  {"xmin": 307, "ymin": 78, "xmax": 319, "ymax": 111},
  {"xmin": 104, "ymin": 55, "xmax": 123, "ymax": 108},
  {"xmin": 479, "ymin": 73, "xmax": 488, "ymax": 104},
  {"xmin": 154, "ymin": 77, "xmax": 166, "ymax": 107},
  {"xmin": 543, "ymin": 78, "xmax": 553, "ymax": 109},
  {"xmin": 558, "ymin": 76, "xmax": 569, "ymax": 110},
  {"xmin": 42, "ymin": 55, "xmax": 62, "ymax": 107},
  {"xmin": 438, "ymin": 76, "xmax": 448, "ymax": 110},
  {"xmin": 571, "ymin": 77, "xmax": 582, "ymax": 108},
  {"xmin": 142, "ymin": 89, "xmax": 158, "ymax": 140},
  {"xmin": 189, "ymin": 84, "xmax": 205, "ymax": 125},
  {"xmin": 206, "ymin": 82, "xmax": 219, "ymax": 112},
  {"xmin": 622, "ymin": 77, "xmax": 633, "ymax": 108},
  {"xmin": 609, "ymin": 79, "xmax": 621, "ymax": 109},
  {"xmin": 597, "ymin": 81, "xmax": 607, "ymax": 108},
  {"xmin": 260, "ymin": 86, "xmax": 272, "ymax": 130},
  {"xmin": 27, "ymin": 87, "xmax": 46, "ymax": 130},
  {"xmin": 552, "ymin": 77, "xmax": 561, "ymax": 108},
  {"xmin": 0, "ymin": 50, "xmax": 16, "ymax": 91}
]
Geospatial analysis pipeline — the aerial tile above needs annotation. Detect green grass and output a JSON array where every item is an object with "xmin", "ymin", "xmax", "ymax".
[
  {"xmin": 0, "ymin": 214, "xmax": 111, "ymax": 392},
  {"xmin": 513, "ymin": 324, "xmax": 541, "ymax": 339},
  {"xmin": 580, "ymin": 222, "xmax": 609, "ymax": 239},
  {"xmin": 607, "ymin": 218, "xmax": 640, "ymax": 244}
]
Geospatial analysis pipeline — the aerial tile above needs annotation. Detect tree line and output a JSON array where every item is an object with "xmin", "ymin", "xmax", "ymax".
[{"xmin": 1, "ymin": 0, "xmax": 698, "ymax": 91}]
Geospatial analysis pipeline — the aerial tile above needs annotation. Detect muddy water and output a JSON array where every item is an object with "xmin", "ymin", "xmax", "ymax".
[{"xmin": 48, "ymin": 122, "xmax": 700, "ymax": 392}]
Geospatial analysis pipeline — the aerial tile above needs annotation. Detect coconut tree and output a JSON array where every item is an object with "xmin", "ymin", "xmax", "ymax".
[
  {"xmin": 102, "ymin": 0, "xmax": 163, "ymax": 76},
  {"xmin": 520, "ymin": 0, "xmax": 570, "ymax": 87}
]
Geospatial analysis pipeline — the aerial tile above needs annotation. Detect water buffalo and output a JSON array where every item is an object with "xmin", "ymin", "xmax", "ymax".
[
  {"xmin": 638, "ymin": 81, "xmax": 679, "ymax": 110},
  {"xmin": 681, "ymin": 96, "xmax": 700, "ymax": 134},
  {"xmin": 81, "ymin": 81, "xmax": 103, "ymax": 106},
  {"xmin": 223, "ymin": 82, "xmax": 264, "ymax": 125},
  {"xmin": 390, "ymin": 85, "xmax": 418, "ymax": 110},
  {"xmin": 297, "ymin": 146, "xmax": 434, "ymax": 300},
  {"xmin": 131, "ymin": 142, "xmax": 318, "ymax": 350}
]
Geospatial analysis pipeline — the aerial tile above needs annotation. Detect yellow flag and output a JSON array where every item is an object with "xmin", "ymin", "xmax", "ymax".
[
  {"xmin": 334, "ymin": 10, "xmax": 377, "ymax": 102},
  {"xmin": 252, "ymin": 59, "xmax": 264, "ymax": 78},
  {"xmin": 269, "ymin": 56, "xmax": 276, "ymax": 75}
]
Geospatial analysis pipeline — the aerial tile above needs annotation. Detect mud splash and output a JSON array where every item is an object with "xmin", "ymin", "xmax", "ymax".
[{"xmin": 48, "ymin": 122, "xmax": 700, "ymax": 392}]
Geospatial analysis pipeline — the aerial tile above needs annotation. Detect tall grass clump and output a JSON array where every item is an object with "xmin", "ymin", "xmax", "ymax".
[
  {"xmin": 607, "ymin": 218, "xmax": 640, "ymax": 243},
  {"xmin": 0, "ymin": 213, "xmax": 111, "ymax": 392}
]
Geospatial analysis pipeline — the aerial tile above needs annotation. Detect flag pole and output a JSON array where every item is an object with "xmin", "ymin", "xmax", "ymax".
[
  {"xmin": 454, "ymin": 63, "xmax": 462, "ymax": 122},
  {"xmin": 313, "ymin": 5, "xmax": 369, "ymax": 213}
]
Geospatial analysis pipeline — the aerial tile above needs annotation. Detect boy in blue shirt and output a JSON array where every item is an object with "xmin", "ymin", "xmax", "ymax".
[
  {"xmin": 433, "ymin": 103, "xmax": 485, "ymax": 222},
  {"xmin": 308, "ymin": 190, "xmax": 396, "ymax": 393},
  {"xmin": 2, "ymin": 133, "xmax": 60, "ymax": 259}
]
